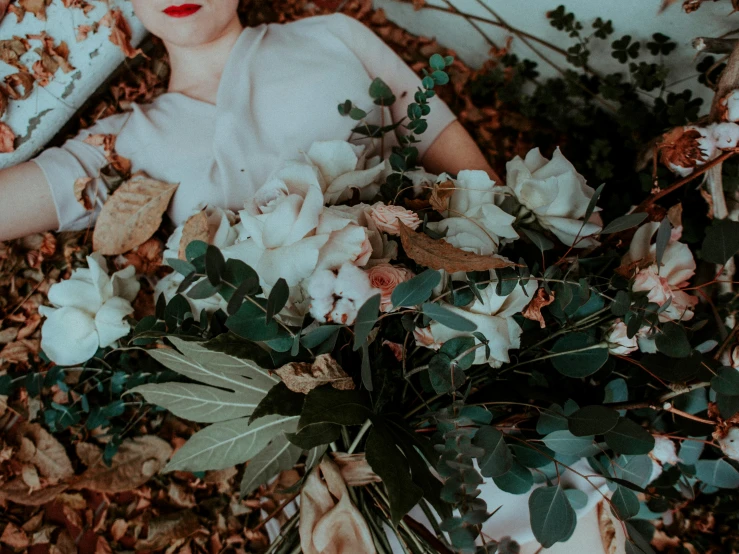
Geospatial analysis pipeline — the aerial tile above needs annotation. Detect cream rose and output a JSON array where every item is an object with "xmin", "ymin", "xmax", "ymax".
[
  {"xmin": 368, "ymin": 203, "xmax": 421, "ymax": 236},
  {"xmin": 221, "ymin": 162, "xmax": 330, "ymax": 287},
  {"xmin": 366, "ymin": 264, "xmax": 414, "ymax": 312},
  {"xmin": 301, "ymin": 140, "xmax": 389, "ymax": 205},
  {"xmin": 622, "ymin": 222, "xmax": 697, "ymax": 322},
  {"xmin": 506, "ymin": 147, "xmax": 602, "ymax": 247},
  {"xmin": 39, "ymin": 252, "xmax": 140, "ymax": 366},
  {"xmin": 605, "ymin": 320, "xmax": 638, "ymax": 356},
  {"xmin": 418, "ymin": 278, "xmax": 538, "ymax": 367}
]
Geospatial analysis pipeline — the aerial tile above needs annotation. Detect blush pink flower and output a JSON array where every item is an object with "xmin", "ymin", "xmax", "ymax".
[
  {"xmin": 366, "ymin": 264, "xmax": 414, "ymax": 312},
  {"xmin": 368, "ymin": 203, "xmax": 421, "ymax": 235},
  {"xmin": 413, "ymin": 326, "xmax": 441, "ymax": 350}
]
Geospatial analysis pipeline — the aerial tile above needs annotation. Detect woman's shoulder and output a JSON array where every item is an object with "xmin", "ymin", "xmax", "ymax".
[{"xmin": 269, "ymin": 13, "xmax": 361, "ymax": 38}]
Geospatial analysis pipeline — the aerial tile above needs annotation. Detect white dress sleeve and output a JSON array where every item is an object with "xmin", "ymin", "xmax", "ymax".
[
  {"xmin": 30, "ymin": 110, "xmax": 133, "ymax": 233},
  {"xmin": 326, "ymin": 13, "xmax": 458, "ymax": 162}
]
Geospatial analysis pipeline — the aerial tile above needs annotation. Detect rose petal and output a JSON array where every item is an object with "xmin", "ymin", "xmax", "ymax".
[
  {"xmin": 41, "ymin": 306, "xmax": 99, "ymax": 365},
  {"xmin": 95, "ymin": 297, "xmax": 133, "ymax": 348}
]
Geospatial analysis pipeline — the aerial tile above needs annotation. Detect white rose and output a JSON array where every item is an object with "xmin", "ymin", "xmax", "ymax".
[
  {"xmin": 708, "ymin": 122, "xmax": 739, "ymax": 150},
  {"xmin": 39, "ymin": 252, "xmax": 140, "ymax": 365},
  {"xmin": 153, "ymin": 272, "xmax": 227, "ymax": 323},
  {"xmin": 506, "ymin": 147, "xmax": 602, "ymax": 247},
  {"xmin": 301, "ymin": 140, "xmax": 389, "ymax": 205},
  {"xmin": 163, "ymin": 205, "xmax": 238, "ymax": 266},
  {"xmin": 315, "ymin": 206, "xmax": 374, "ymax": 270},
  {"xmin": 222, "ymin": 162, "xmax": 330, "ymax": 287},
  {"xmin": 623, "ymin": 222, "xmax": 697, "ymax": 322},
  {"xmin": 721, "ymin": 90, "xmax": 739, "ymax": 122},
  {"xmin": 420, "ymin": 277, "xmax": 538, "ymax": 367},
  {"xmin": 605, "ymin": 320, "xmax": 638, "ymax": 355}
]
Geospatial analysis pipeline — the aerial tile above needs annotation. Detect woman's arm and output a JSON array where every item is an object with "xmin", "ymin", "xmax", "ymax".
[
  {"xmin": 0, "ymin": 162, "xmax": 61, "ymax": 242},
  {"xmin": 419, "ymin": 119, "xmax": 503, "ymax": 184}
]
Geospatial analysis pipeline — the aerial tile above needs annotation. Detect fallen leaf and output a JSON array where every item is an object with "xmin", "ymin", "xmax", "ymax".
[
  {"xmin": 0, "ymin": 522, "xmax": 29, "ymax": 549},
  {"xmin": 75, "ymin": 24, "xmax": 95, "ymax": 42},
  {"xmin": 18, "ymin": 0, "xmax": 50, "ymax": 20},
  {"xmin": 331, "ymin": 452, "xmax": 381, "ymax": 486},
  {"xmin": 21, "ymin": 464, "xmax": 42, "ymax": 492},
  {"xmin": 429, "ymin": 179, "xmax": 455, "ymax": 213},
  {"xmin": 0, "ymin": 479, "xmax": 69, "ymax": 506},
  {"xmin": 83, "ymin": 133, "xmax": 131, "ymax": 175},
  {"xmin": 398, "ymin": 221, "xmax": 515, "ymax": 273},
  {"xmin": 275, "ymin": 354, "xmax": 355, "ymax": 394},
  {"xmin": 522, "ymin": 288, "xmax": 555, "ymax": 329},
  {"xmin": 70, "ymin": 435, "xmax": 172, "ymax": 493},
  {"xmin": 73, "ymin": 177, "xmax": 94, "ymax": 210},
  {"xmin": 110, "ymin": 519, "xmax": 129, "ymax": 542},
  {"xmin": 99, "ymin": 8, "xmax": 145, "ymax": 59},
  {"xmin": 62, "ymin": 0, "xmax": 94, "ymax": 14},
  {"xmin": 0, "ymin": 122, "xmax": 15, "ymax": 153},
  {"xmin": 134, "ymin": 510, "xmax": 199, "ymax": 551},
  {"xmin": 0, "ymin": 0, "xmax": 8, "ymax": 20},
  {"xmin": 5, "ymin": 71, "xmax": 36, "ymax": 99},
  {"xmin": 117, "ymin": 237, "xmax": 163, "ymax": 276},
  {"xmin": 14, "ymin": 422, "xmax": 74, "ymax": 481},
  {"xmin": 178, "ymin": 210, "xmax": 209, "ymax": 260},
  {"xmin": 92, "ymin": 172, "xmax": 178, "ymax": 255},
  {"xmin": 0, "ymin": 89, "xmax": 6, "ymax": 119},
  {"xmin": 0, "ymin": 37, "xmax": 30, "ymax": 69}
]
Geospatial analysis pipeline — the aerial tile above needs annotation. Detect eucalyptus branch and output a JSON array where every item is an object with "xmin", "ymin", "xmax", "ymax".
[{"xmin": 604, "ymin": 381, "xmax": 711, "ymax": 410}]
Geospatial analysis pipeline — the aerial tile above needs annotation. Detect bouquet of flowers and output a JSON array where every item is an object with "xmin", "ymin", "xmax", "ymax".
[{"xmin": 34, "ymin": 53, "xmax": 739, "ymax": 553}]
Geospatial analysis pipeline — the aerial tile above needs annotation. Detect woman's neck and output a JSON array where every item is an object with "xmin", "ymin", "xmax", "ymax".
[{"xmin": 164, "ymin": 18, "xmax": 245, "ymax": 104}]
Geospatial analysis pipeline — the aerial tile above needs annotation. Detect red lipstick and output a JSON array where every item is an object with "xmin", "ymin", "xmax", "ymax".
[{"xmin": 163, "ymin": 4, "xmax": 201, "ymax": 17}]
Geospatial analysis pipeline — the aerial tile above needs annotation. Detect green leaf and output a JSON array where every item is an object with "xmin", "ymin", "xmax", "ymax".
[
  {"xmin": 614, "ymin": 455, "xmax": 654, "ymax": 488},
  {"xmin": 604, "ymin": 418, "xmax": 655, "ymax": 455},
  {"xmin": 529, "ymin": 485, "xmax": 576, "ymax": 548},
  {"xmin": 166, "ymin": 258, "xmax": 197, "ymax": 276},
  {"xmin": 164, "ymin": 414, "xmax": 298, "ymax": 472},
  {"xmin": 474, "ymin": 426, "xmax": 513, "ymax": 478},
  {"xmin": 353, "ymin": 294, "xmax": 382, "ymax": 351},
  {"xmin": 537, "ymin": 404, "xmax": 568, "ymax": 435},
  {"xmin": 369, "ymin": 77, "xmax": 395, "ymax": 103},
  {"xmin": 695, "ymin": 459, "xmax": 739, "ymax": 488},
  {"xmin": 564, "ymin": 489, "xmax": 589, "ymax": 510},
  {"xmin": 551, "ymin": 333, "xmax": 609, "ymax": 378},
  {"xmin": 226, "ymin": 299, "xmax": 282, "ymax": 342},
  {"xmin": 521, "ymin": 227, "xmax": 554, "ymax": 252},
  {"xmin": 510, "ymin": 443, "xmax": 555, "ymax": 468},
  {"xmin": 150, "ymin": 337, "xmax": 278, "ymax": 394},
  {"xmin": 542, "ymin": 430, "xmax": 596, "ymax": 456},
  {"xmin": 428, "ymin": 353, "xmax": 465, "ymax": 394},
  {"xmin": 611, "ymin": 290, "xmax": 631, "ymax": 316},
  {"xmin": 185, "ymin": 240, "xmax": 208, "ymax": 262},
  {"xmin": 568, "ymin": 406, "xmax": 620, "ymax": 437},
  {"xmin": 366, "ymin": 424, "xmax": 423, "ymax": 526},
  {"xmin": 429, "ymin": 53, "xmax": 446, "ymax": 70},
  {"xmin": 200, "ymin": 332, "xmax": 274, "ymax": 369},
  {"xmin": 265, "ymin": 278, "xmax": 289, "ymax": 322},
  {"xmin": 494, "ymin": 461, "xmax": 533, "ymax": 494},
  {"xmin": 288, "ymin": 422, "xmax": 341, "ymax": 450},
  {"xmin": 712, "ymin": 366, "xmax": 739, "ymax": 396},
  {"xmin": 655, "ymin": 218, "xmax": 671, "ymax": 268},
  {"xmin": 625, "ymin": 521, "xmax": 656, "ymax": 554},
  {"xmin": 701, "ymin": 219, "xmax": 739, "ymax": 265},
  {"xmin": 583, "ymin": 183, "xmax": 605, "ymax": 226},
  {"xmin": 611, "ymin": 485, "xmax": 640, "ymax": 520},
  {"xmin": 440, "ymin": 336, "xmax": 476, "ymax": 370},
  {"xmin": 422, "ymin": 303, "xmax": 477, "ymax": 332},
  {"xmin": 250, "ymin": 382, "xmax": 305, "ymax": 424},
  {"xmin": 239, "ymin": 432, "xmax": 302, "ymax": 497},
  {"xmin": 302, "ymin": 325, "xmax": 342, "ymax": 350},
  {"xmin": 654, "ymin": 322, "xmax": 691, "ymax": 358},
  {"xmin": 298, "ymin": 387, "xmax": 372, "ymax": 430},
  {"xmin": 205, "ymin": 244, "xmax": 226, "ymax": 286},
  {"xmin": 186, "ymin": 278, "xmax": 220, "ymax": 300},
  {"xmin": 129, "ymin": 382, "xmax": 261, "ymax": 423},
  {"xmin": 391, "ymin": 269, "xmax": 441, "ymax": 308},
  {"xmin": 601, "ymin": 213, "xmax": 648, "ymax": 234}
]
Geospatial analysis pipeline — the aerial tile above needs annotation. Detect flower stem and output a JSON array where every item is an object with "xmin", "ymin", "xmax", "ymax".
[{"xmin": 348, "ymin": 419, "xmax": 373, "ymax": 454}]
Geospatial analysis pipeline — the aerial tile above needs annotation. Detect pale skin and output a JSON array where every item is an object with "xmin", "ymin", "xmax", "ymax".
[{"xmin": 0, "ymin": 1, "xmax": 498, "ymax": 243}]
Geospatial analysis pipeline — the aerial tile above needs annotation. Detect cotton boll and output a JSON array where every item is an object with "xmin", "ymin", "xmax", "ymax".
[
  {"xmin": 719, "ymin": 427, "xmax": 739, "ymax": 461},
  {"xmin": 720, "ymin": 89, "xmax": 739, "ymax": 122},
  {"xmin": 306, "ymin": 264, "xmax": 380, "ymax": 325},
  {"xmin": 709, "ymin": 122, "xmax": 739, "ymax": 150}
]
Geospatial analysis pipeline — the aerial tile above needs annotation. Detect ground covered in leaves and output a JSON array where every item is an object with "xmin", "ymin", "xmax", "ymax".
[{"xmin": 1, "ymin": 0, "xmax": 733, "ymax": 552}]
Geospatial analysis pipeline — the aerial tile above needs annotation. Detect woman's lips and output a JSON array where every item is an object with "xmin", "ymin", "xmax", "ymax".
[{"xmin": 163, "ymin": 4, "xmax": 201, "ymax": 17}]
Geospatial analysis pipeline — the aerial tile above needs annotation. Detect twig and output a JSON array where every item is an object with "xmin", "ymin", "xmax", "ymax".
[{"xmin": 693, "ymin": 37, "xmax": 738, "ymax": 54}]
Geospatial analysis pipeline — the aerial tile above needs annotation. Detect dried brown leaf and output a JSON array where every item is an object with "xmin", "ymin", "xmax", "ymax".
[
  {"xmin": 92, "ymin": 172, "xmax": 178, "ymax": 255},
  {"xmin": 69, "ymin": 435, "xmax": 172, "ymax": 493},
  {"xmin": 18, "ymin": 0, "xmax": 50, "ymax": 20},
  {"xmin": 275, "ymin": 354, "xmax": 355, "ymax": 394},
  {"xmin": 522, "ymin": 288, "xmax": 556, "ymax": 329},
  {"xmin": 178, "ymin": 210, "xmax": 209, "ymax": 260},
  {"xmin": 0, "ymin": 522, "xmax": 29, "ymax": 548},
  {"xmin": 429, "ymin": 179, "xmax": 455, "ymax": 213},
  {"xmin": 0, "ymin": 122, "xmax": 15, "ymax": 153},
  {"xmin": 667, "ymin": 203, "xmax": 683, "ymax": 229},
  {"xmin": 0, "ymin": 0, "xmax": 8, "ymax": 20},
  {"xmin": 398, "ymin": 221, "xmax": 514, "ymax": 273},
  {"xmin": 331, "ymin": 452, "xmax": 381, "ymax": 486},
  {"xmin": 0, "ymin": 479, "xmax": 69, "ymax": 506},
  {"xmin": 100, "ymin": 9, "xmax": 145, "ymax": 59},
  {"xmin": 0, "ymin": 89, "xmax": 6, "ymax": 119},
  {"xmin": 0, "ymin": 37, "xmax": 30, "ymax": 69},
  {"xmin": 134, "ymin": 510, "xmax": 199, "ymax": 551},
  {"xmin": 13, "ymin": 422, "xmax": 74, "ymax": 482},
  {"xmin": 73, "ymin": 177, "xmax": 94, "ymax": 211},
  {"xmin": 5, "ymin": 71, "xmax": 35, "ymax": 100},
  {"xmin": 118, "ymin": 237, "xmax": 163, "ymax": 276}
]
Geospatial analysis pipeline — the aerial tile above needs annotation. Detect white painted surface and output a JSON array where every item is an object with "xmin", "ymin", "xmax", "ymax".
[
  {"xmin": 0, "ymin": 0, "xmax": 146, "ymax": 169},
  {"xmin": 374, "ymin": 0, "xmax": 734, "ymax": 105}
]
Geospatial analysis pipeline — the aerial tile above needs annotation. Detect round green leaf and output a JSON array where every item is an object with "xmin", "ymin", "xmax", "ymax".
[
  {"xmin": 551, "ymin": 333, "xmax": 608, "ymax": 378},
  {"xmin": 568, "ymin": 406, "xmax": 620, "ymax": 437},
  {"xmin": 712, "ymin": 367, "xmax": 739, "ymax": 397},
  {"xmin": 654, "ymin": 322, "xmax": 691, "ymax": 358},
  {"xmin": 542, "ymin": 430, "xmax": 595, "ymax": 456},
  {"xmin": 695, "ymin": 459, "xmax": 739, "ymax": 489},
  {"xmin": 493, "ymin": 461, "xmax": 533, "ymax": 495},
  {"xmin": 604, "ymin": 418, "xmax": 655, "ymax": 455},
  {"xmin": 610, "ymin": 485, "xmax": 640, "ymax": 520},
  {"xmin": 474, "ymin": 426, "xmax": 513, "ymax": 478},
  {"xmin": 528, "ymin": 485, "xmax": 576, "ymax": 548}
]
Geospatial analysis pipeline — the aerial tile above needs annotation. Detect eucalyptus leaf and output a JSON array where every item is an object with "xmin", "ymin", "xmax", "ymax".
[
  {"xmin": 239, "ymin": 432, "xmax": 302, "ymax": 497},
  {"xmin": 601, "ymin": 213, "xmax": 648, "ymax": 234},
  {"xmin": 422, "ymin": 302, "xmax": 477, "ymax": 332},
  {"xmin": 353, "ymin": 294, "xmax": 381, "ymax": 351},
  {"xmin": 611, "ymin": 485, "xmax": 640, "ymax": 520},
  {"xmin": 528, "ymin": 484, "xmax": 576, "ymax": 548},
  {"xmin": 605, "ymin": 419, "xmax": 655, "ymax": 455},
  {"xmin": 568, "ymin": 406, "xmax": 620, "ymax": 437},
  {"xmin": 391, "ymin": 269, "xmax": 441, "ymax": 308},
  {"xmin": 473, "ymin": 426, "xmax": 513, "ymax": 478},
  {"xmin": 695, "ymin": 459, "xmax": 739, "ymax": 489}
]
